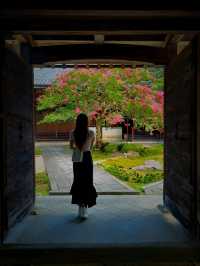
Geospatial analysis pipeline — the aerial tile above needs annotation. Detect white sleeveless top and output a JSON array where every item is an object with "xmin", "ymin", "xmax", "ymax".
[{"xmin": 70, "ymin": 129, "xmax": 95, "ymax": 152}]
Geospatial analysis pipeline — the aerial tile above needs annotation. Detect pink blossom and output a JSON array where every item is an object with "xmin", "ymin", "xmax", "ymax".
[
  {"xmin": 63, "ymin": 97, "xmax": 68, "ymax": 104},
  {"xmin": 110, "ymin": 114, "xmax": 124, "ymax": 125},
  {"xmin": 58, "ymin": 79, "xmax": 66, "ymax": 88},
  {"xmin": 151, "ymin": 102, "xmax": 160, "ymax": 113},
  {"xmin": 75, "ymin": 107, "xmax": 81, "ymax": 114},
  {"xmin": 89, "ymin": 111, "xmax": 98, "ymax": 119},
  {"xmin": 95, "ymin": 107, "xmax": 102, "ymax": 113},
  {"xmin": 143, "ymin": 85, "xmax": 152, "ymax": 94},
  {"xmin": 155, "ymin": 91, "xmax": 164, "ymax": 103}
]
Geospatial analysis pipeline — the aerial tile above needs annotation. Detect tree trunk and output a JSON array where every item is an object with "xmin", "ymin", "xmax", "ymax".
[
  {"xmin": 131, "ymin": 118, "xmax": 135, "ymax": 141},
  {"xmin": 96, "ymin": 119, "xmax": 102, "ymax": 148}
]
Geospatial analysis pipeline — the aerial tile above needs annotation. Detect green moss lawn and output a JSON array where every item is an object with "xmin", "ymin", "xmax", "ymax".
[
  {"xmin": 35, "ymin": 172, "xmax": 50, "ymax": 196},
  {"xmin": 92, "ymin": 143, "xmax": 163, "ymax": 192}
]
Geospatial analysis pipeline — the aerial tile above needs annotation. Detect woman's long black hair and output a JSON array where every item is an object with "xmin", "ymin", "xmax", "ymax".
[{"xmin": 74, "ymin": 113, "xmax": 89, "ymax": 150}]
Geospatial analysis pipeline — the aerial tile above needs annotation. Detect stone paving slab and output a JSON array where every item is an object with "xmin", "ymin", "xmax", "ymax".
[
  {"xmin": 35, "ymin": 155, "xmax": 46, "ymax": 174},
  {"xmin": 144, "ymin": 181, "xmax": 163, "ymax": 195},
  {"xmin": 40, "ymin": 145, "xmax": 136, "ymax": 195},
  {"xmin": 4, "ymin": 195, "xmax": 191, "ymax": 245}
]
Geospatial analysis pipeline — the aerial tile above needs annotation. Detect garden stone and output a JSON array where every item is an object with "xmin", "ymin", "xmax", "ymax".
[
  {"xmin": 133, "ymin": 160, "xmax": 162, "ymax": 171},
  {"xmin": 123, "ymin": 151, "xmax": 139, "ymax": 158},
  {"xmin": 145, "ymin": 160, "xmax": 163, "ymax": 170},
  {"xmin": 127, "ymin": 151, "xmax": 140, "ymax": 157},
  {"xmin": 133, "ymin": 165, "xmax": 147, "ymax": 170},
  {"xmin": 112, "ymin": 151, "xmax": 122, "ymax": 157}
]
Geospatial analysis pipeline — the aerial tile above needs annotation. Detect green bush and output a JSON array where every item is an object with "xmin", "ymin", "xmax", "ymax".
[
  {"xmin": 103, "ymin": 164, "xmax": 129, "ymax": 181},
  {"xmin": 117, "ymin": 143, "xmax": 124, "ymax": 151},
  {"xmin": 103, "ymin": 163, "xmax": 163, "ymax": 185},
  {"xmin": 119, "ymin": 143, "xmax": 163, "ymax": 157},
  {"xmin": 120, "ymin": 143, "xmax": 144, "ymax": 153},
  {"xmin": 139, "ymin": 144, "xmax": 163, "ymax": 157},
  {"xmin": 129, "ymin": 170, "xmax": 164, "ymax": 184},
  {"xmin": 35, "ymin": 147, "xmax": 42, "ymax": 156},
  {"xmin": 100, "ymin": 142, "xmax": 110, "ymax": 151},
  {"xmin": 36, "ymin": 172, "xmax": 50, "ymax": 196},
  {"xmin": 100, "ymin": 143, "xmax": 118, "ymax": 153}
]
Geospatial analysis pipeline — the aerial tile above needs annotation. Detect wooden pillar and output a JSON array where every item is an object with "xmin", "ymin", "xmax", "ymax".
[
  {"xmin": 196, "ymin": 35, "xmax": 200, "ymax": 238},
  {"xmin": 0, "ymin": 42, "xmax": 35, "ymax": 239},
  {"xmin": 0, "ymin": 35, "xmax": 7, "ymax": 242},
  {"xmin": 167, "ymin": 43, "xmax": 177, "ymax": 63}
]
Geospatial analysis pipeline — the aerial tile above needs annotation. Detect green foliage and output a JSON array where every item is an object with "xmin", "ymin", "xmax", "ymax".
[
  {"xmin": 36, "ymin": 67, "xmax": 164, "ymax": 134},
  {"xmin": 99, "ymin": 142, "xmax": 110, "ymax": 151},
  {"xmin": 102, "ymin": 164, "xmax": 163, "ymax": 184},
  {"xmin": 119, "ymin": 143, "xmax": 144, "ymax": 153},
  {"xmin": 36, "ymin": 172, "xmax": 50, "ymax": 196},
  {"xmin": 117, "ymin": 143, "xmax": 124, "ymax": 151},
  {"xmin": 117, "ymin": 143, "xmax": 163, "ymax": 157},
  {"xmin": 94, "ymin": 142, "xmax": 164, "ymax": 192},
  {"xmin": 100, "ymin": 143, "xmax": 118, "ymax": 153},
  {"xmin": 35, "ymin": 147, "xmax": 42, "ymax": 156},
  {"xmin": 138, "ymin": 144, "xmax": 163, "ymax": 157}
]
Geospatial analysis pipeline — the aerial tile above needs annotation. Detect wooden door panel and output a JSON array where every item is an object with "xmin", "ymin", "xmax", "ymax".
[
  {"xmin": 164, "ymin": 42, "xmax": 197, "ymax": 233},
  {"xmin": 0, "ymin": 48, "xmax": 35, "ymax": 239}
]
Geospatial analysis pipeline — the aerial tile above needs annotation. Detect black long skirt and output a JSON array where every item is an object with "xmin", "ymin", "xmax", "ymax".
[{"xmin": 70, "ymin": 151, "xmax": 98, "ymax": 208}]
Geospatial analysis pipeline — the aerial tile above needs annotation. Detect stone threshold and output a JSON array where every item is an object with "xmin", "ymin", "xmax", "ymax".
[
  {"xmin": 0, "ymin": 243, "xmax": 199, "ymax": 264},
  {"xmin": 49, "ymin": 191, "xmax": 140, "ymax": 195}
]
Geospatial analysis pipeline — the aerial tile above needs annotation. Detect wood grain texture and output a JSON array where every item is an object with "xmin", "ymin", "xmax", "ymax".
[
  {"xmin": 164, "ymin": 41, "xmax": 197, "ymax": 234},
  {"xmin": 1, "ymin": 48, "xmax": 34, "ymax": 234},
  {"xmin": 32, "ymin": 44, "xmax": 168, "ymax": 65}
]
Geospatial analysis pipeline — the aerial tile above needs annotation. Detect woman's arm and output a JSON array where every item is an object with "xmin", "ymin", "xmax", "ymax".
[{"xmin": 90, "ymin": 131, "xmax": 95, "ymax": 150}]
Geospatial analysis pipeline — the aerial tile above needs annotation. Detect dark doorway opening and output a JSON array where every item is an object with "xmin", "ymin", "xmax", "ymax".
[{"xmin": 0, "ymin": 8, "xmax": 200, "ymax": 264}]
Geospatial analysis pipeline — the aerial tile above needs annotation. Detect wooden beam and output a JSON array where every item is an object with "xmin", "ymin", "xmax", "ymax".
[
  {"xmin": 31, "ymin": 44, "xmax": 168, "ymax": 65},
  {"xmin": 169, "ymin": 34, "xmax": 185, "ymax": 44},
  {"xmin": 33, "ymin": 40, "xmax": 95, "ymax": 47},
  {"xmin": 2, "ymin": 10, "xmax": 200, "ymax": 19},
  {"xmin": 12, "ymin": 30, "xmax": 199, "ymax": 36},
  {"xmin": 30, "ymin": 34, "xmax": 165, "ymax": 41},
  {"xmin": 105, "ymin": 34, "xmax": 166, "ymax": 41},
  {"xmin": 1, "ymin": 10, "xmax": 200, "ymax": 31},
  {"xmin": 32, "ymin": 40, "xmax": 164, "ymax": 48},
  {"xmin": 105, "ymin": 41, "xmax": 163, "ymax": 47},
  {"xmin": 162, "ymin": 34, "xmax": 173, "ymax": 48},
  {"xmin": 0, "ymin": 244, "xmax": 200, "ymax": 264},
  {"xmin": 94, "ymin": 35, "xmax": 104, "ymax": 44}
]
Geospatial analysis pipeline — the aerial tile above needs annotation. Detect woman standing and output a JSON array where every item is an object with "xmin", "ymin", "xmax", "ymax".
[{"xmin": 69, "ymin": 113, "xmax": 98, "ymax": 219}]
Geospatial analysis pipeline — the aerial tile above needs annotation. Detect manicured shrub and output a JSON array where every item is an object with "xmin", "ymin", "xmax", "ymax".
[
  {"xmin": 117, "ymin": 143, "xmax": 124, "ymax": 151},
  {"xmin": 102, "ymin": 163, "xmax": 163, "ymax": 185},
  {"xmin": 138, "ymin": 144, "xmax": 163, "ymax": 157},
  {"xmin": 101, "ymin": 143, "xmax": 118, "ymax": 153},
  {"xmin": 99, "ymin": 142, "xmax": 110, "ymax": 151},
  {"xmin": 35, "ymin": 147, "xmax": 42, "ymax": 156},
  {"xmin": 36, "ymin": 172, "xmax": 50, "ymax": 196},
  {"xmin": 103, "ymin": 164, "xmax": 129, "ymax": 181},
  {"xmin": 120, "ymin": 143, "xmax": 144, "ymax": 153},
  {"xmin": 119, "ymin": 143, "xmax": 163, "ymax": 157},
  {"xmin": 130, "ymin": 170, "xmax": 164, "ymax": 184}
]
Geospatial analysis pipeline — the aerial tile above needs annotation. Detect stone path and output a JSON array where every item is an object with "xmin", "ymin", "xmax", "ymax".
[
  {"xmin": 40, "ymin": 145, "xmax": 136, "ymax": 195},
  {"xmin": 144, "ymin": 181, "xmax": 163, "ymax": 195},
  {"xmin": 35, "ymin": 155, "xmax": 46, "ymax": 174}
]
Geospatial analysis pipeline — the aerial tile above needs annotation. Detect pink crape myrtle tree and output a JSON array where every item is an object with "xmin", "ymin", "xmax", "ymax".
[
  {"xmin": 117, "ymin": 67, "xmax": 164, "ymax": 135},
  {"xmin": 37, "ymin": 68, "xmax": 125, "ymax": 147},
  {"xmin": 122, "ymin": 84, "xmax": 164, "ymax": 135},
  {"xmin": 36, "ymin": 67, "xmax": 164, "ymax": 147}
]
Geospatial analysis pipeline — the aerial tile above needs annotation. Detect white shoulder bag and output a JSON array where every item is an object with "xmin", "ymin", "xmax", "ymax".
[{"xmin": 72, "ymin": 148, "xmax": 83, "ymax": 162}]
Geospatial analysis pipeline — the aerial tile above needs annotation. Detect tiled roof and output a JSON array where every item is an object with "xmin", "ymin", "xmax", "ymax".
[{"xmin": 34, "ymin": 68, "xmax": 72, "ymax": 87}]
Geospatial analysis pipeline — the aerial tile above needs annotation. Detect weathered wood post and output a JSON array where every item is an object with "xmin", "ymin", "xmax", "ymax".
[{"xmin": 0, "ymin": 39, "xmax": 35, "ymax": 240}]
